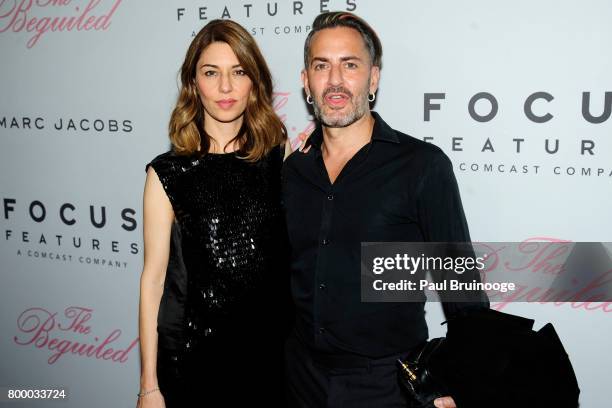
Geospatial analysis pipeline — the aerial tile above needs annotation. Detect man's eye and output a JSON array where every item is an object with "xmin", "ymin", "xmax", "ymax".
[
  {"xmin": 345, "ymin": 62, "xmax": 358, "ymax": 69},
  {"xmin": 314, "ymin": 63, "xmax": 328, "ymax": 71}
]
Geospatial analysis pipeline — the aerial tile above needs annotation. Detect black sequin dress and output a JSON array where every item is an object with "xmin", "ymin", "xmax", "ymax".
[{"xmin": 146, "ymin": 145, "xmax": 291, "ymax": 406}]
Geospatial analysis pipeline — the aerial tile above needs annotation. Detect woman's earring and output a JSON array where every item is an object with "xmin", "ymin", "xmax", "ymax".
[{"xmin": 306, "ymin": 95, "xmax": 313, "ymax": 105}]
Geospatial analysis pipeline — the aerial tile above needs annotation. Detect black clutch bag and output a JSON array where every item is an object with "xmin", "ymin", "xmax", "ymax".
[{"xmin": 397, "ymin": 338, "xmax": 449, "ymax": 408}]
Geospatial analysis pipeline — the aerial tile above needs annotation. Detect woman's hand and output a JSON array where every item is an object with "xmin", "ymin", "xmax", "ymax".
[
  {"xmin": 136, "ymin": 389, "xmax": 165, "ymax": 408},
  {"xmin": 296, "ymin": 130, "xmax": 312, "ymax": 153},
  {"xmin": 434, "ymin": 396, "xmax": 457, "ymax": 408}
]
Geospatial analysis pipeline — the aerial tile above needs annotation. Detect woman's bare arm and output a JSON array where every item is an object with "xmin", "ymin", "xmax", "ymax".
[{"xmin": 138, "ymin": 166, "xmax": 174, "ymax": 392}]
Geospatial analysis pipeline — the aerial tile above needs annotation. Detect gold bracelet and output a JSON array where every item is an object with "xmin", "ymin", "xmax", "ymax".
[{"xmin": 137, "ymin": 387, "xmax": 160, "ymax": 398}]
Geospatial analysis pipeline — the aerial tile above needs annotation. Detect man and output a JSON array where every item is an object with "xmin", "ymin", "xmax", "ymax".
[{"xmin": 282, "ymin": 12, "xmax": 489, "ymax": 408}]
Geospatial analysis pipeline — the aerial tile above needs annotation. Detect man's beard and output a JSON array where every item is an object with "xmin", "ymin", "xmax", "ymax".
[{"xmin": 311, "ymin": 82, "xmax": 370, "ymax": 128}]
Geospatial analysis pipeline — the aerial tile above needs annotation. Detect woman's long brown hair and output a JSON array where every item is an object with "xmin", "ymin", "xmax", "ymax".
[{"xmin": 169, "ymin": 19, "xmax": 286, "ymax": 161}]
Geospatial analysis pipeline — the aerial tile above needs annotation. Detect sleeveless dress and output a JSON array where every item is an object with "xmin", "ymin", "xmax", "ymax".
[{"xmin": 146, "ymin": 145, "xmax": 292, "ymax": 406}]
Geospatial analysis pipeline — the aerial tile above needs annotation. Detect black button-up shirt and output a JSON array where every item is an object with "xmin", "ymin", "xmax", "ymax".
[{"xmin": 282, "ymin": 112, "xmax": 488, "ymax": 358}]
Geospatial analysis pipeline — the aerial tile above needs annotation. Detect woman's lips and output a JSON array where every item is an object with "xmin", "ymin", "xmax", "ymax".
[{"xmin": 216, "ymin": 99, "xmax": 237, "ymax": 109}]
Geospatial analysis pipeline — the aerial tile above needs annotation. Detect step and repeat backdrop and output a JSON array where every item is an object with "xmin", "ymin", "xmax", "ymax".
[{"xmin": 1, "ymin": 1, "xmax": 610, "ymax": 407}]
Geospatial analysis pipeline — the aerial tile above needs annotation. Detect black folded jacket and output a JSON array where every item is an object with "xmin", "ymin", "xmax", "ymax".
[{"xmin": 418, "ymin": 308, "xmax": 580, "ymax": 408}]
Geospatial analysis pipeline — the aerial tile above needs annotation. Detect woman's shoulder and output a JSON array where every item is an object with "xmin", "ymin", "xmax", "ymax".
[
  {"xmin": 259, "ymin": 143, "xmax": 286, "ymax": 172},
  {"xmin": 271, "ymin": 143, "xmax": 284, "ymax": 158},
  {"xmin": 145, "ymin": 150, "xmax": 194, "ymax": 174},
  {"xmin": 145, "ymin": 150, "xmax": 198, "ymax": 205},
  {"xmin": 145, "ymin": 150, "xmax": 199, "ymax": 193},
  {"xmin": 147, "ymin": 150, "xmax": 177, "ymax": 169}
]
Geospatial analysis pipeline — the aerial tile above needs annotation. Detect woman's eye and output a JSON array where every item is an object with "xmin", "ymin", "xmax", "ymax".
[
  {"xmin": 234, "ymin": 69, "xmax": 247, "ymax": 76},
  {"xmin": 204, "ymin": 70, "xmax": 217, "ymax": 77}
]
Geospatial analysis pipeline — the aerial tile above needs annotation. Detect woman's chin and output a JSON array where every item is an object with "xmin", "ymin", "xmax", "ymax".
[{"xmin": 205, "ymin": 109, "xmax": 246, "ymax": 125}]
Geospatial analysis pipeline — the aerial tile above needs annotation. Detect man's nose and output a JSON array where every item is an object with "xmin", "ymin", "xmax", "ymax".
[{"xmin": 328, "ymin": 64, "xmax": 343, "ymax": 86}]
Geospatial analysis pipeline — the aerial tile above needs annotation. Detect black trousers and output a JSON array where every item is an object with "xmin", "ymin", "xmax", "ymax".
[{"xmin": 285, "ymin": 331, "xmax": 415, "ymax": 408}]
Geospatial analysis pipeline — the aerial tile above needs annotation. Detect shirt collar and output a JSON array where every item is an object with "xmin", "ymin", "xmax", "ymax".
[{"xmin": 307, "ymin": 111, "xmax": 400, "ymax": 151}]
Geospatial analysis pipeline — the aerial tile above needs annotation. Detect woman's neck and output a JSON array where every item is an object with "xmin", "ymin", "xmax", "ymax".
[{"xmin": 204, "ymin": 116, "xmax": 244, "ymax": 153}]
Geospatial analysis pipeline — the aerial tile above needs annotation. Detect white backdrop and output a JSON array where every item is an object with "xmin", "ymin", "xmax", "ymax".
[{"xmin": 1, "ymin": 1, "xmax": 610, "ymax": 406}]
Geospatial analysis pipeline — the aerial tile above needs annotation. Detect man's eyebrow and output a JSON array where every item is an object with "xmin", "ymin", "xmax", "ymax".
[
  {"xmin": 310, "ymin": 56, "xmax": 362, "ymax": 64},
  {"xmin": 340, "ymin": 56, "xmax": 362, "ymax": 62},
  {"xmin": 310, "ymin": 57, "xmax": 329, "ymax": 64}
]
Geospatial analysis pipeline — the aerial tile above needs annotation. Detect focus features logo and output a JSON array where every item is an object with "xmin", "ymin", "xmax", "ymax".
[
  {"xmin": 175, "ymin": 0, "xmax": 357, "ymax": 37},
  {"xmin": 423, "ymin": 91, "xmax": 612, "ymax": 178},
  {"xmin": 2, "ymin": 197, "xmax": 140, "ymax": 269}
]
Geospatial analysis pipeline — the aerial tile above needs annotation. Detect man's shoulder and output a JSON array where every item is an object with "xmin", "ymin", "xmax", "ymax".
[
  {"xmin": 391, "ymin": 128, "xmax": 450, "ymax": 165},
  {"xmin": 283, "ymin": 145, "xmax": 313, "ymax": 170},
  {"xmin": 374, "ymin": 111, "xmax": 447, "ymax": 160}
]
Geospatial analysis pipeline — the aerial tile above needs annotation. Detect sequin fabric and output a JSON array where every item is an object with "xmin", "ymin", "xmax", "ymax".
[{"xmin": 147, "ymin": 146, "xmax": 285, "ymax": 355}]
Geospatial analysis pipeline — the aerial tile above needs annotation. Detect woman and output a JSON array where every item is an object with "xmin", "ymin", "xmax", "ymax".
[{"xmin": 137, "ymin": 19, "xmax": 292, "ymax": 407}]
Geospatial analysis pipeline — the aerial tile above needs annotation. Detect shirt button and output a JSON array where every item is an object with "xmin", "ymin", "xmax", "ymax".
[
  {"xmin": 319, "ymin": 283, "xmax": 326, "ymax": 290},
  {"xmin": 327, "ymin": 194, "xmax": 334, "ymax": 200},
  {"xmin": 322, "ymin": 238, "xmax": 329, "ymax": 245},
  {"xmin": 319, "ymin": 327, "xmax": 326, "ymax": 334}
]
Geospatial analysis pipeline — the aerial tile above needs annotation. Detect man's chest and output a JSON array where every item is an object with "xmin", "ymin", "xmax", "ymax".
[{"xmin": 283, "ymin": 164, "xmax": 424, "ymax": 247}]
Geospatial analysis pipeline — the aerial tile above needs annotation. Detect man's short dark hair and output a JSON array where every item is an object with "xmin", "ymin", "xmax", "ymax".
[{"xmin": 304, "ymin": 11, "xmax": 383, "ymax": 69}]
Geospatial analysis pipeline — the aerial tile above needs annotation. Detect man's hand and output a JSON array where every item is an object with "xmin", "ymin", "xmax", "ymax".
[{"xmin": 434, "ymin": 396, "xmax": 456, "ymax": 408}]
